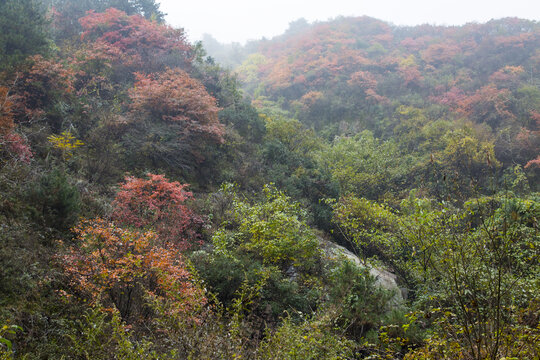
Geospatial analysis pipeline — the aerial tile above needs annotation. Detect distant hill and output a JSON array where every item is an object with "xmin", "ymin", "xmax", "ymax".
[{"xmin": 217, "ymin": 16, "xmax": 540, "ymax": 168}]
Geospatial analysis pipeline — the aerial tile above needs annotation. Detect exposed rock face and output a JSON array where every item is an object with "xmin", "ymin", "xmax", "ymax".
[{"xmin": 319, "ymin": 238, "xmax": 405, "ymax": 307}]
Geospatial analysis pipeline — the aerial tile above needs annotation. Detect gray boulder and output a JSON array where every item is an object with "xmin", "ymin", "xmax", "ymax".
[{"xmin": 320, "ymin": 238, "xmax": 405, "ymax": 307}]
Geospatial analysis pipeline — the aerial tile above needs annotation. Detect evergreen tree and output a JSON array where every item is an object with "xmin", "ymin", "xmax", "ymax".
[{"xmin": 0, "ymin": 0, "xmax": 49, "ymax": 71}]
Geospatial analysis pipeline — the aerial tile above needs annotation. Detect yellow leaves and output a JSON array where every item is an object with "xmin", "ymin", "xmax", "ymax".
[
  {"xmin": 399, "ymin": 54, "xmax": 417, "ymax": 68},
  {"xmin": 47, "ymin": 131, "xmax": 84, "ymax": 160},
  {"xmin": 48, "ymin": 131, "xmax": 84, "ymax": 149}
]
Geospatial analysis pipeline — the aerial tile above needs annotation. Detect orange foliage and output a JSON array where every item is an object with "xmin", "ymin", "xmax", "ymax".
[
  {"xmin": 525, "ymin": 155, "xmax": 540, "ymax": 169},
  {"xmin": 15, "ymin": 55, "xmax": 77, "ymax": 121},
  {"xmin": 348, "ymin": 71, "xmax": 377, "ymax": 90},
  {"xmin": 0, "ymin": 86, "xmax": 15, "ymax": 135},
  {"xmin": 457, "ymin": 84, "xmax": 515, "ymax": 125},
  {"xmin": 79, "ymin": 8, "xmax": 192, "ymax": 70},
  {"xmin": 421, "ymin": 42, "xmax": 461, "ymax": 65},
  {"xmin": 128, "ymin": 68, "xmax": 224, "ymax": 142},
  {"xmin": 111, "ymin": 173, "xmax": 203, "ymax": 250},
  {"xmin": 61, "ymin": 218, "xmax": 205, "ymax": 323},
  {"xmin": 68, "ymin": 41, "xmax": 123, "ymax": 97},
  {"xmin": 489, "ymin": 66, "xmax": 524, "ymax": 88},
  {"xmin": 299, "ymin": 91, "xmax": 324, "ymax": 107}
]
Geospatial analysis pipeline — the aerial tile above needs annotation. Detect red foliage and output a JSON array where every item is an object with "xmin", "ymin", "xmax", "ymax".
[
  {"xmin": 25, "ymin": 55, "xmax": 76, "ymax": 93},
  {"xmin": 400, "ymin": 36, "xmax": 433, "ymax": 51},
  {"xmin": 421, "ymin": 42, "xmax": 461, "ymax": 65},
  {"xmin": 1, "ymin": 132, "xmax": 33, "ymax": 163},
  {"xmin": 365, "ymin": 88, "xmax": 389, "ymax": 104},
  {"xmin": 68, "ymin": 41, "xmax": 123, "ymax": 97},
  {"xmin": 79, "ymin": 8, "xmax": 192, "ymax": 70},
  {"xmin": 347, "ymin": 71, "xmax": 388, "ymax": 104},
  {"xmin": 255, "ymin": 18, "xmax": 379, "ymax": 93},
  {"xmin": 0, "ymin": 85, "xmax": 33, "ymax": 163},
  {"xmin": 430, "ymin": 86, "xmax": 466, "ymax": 109},
  {"xmin": 489, "ymin": 66, "xmax": 524, "ymax": 88},
  {"xmin": 348, "ymin": 71, "xmax": 377, "ymax": 90},
  {"xmin": 519, "ymin": 112, "xmax": 540, "ymax": 168},
  {"xmin": 398, "ymin": 64, "xmax": 423, "ymax": 87},
  {"xmin": 0, "ymin": 86, "xmax": 15, "ymax": 135},
  {"xmin": 531, "ymin": 111, "xmax": 540, "ymax": 128},
  {"xmin": 61, "ymin": 218, "xmax": 205, "ymax": 322},
  {"xmin": 525, "ymin": 155, "xmax": 540, "ymax": 169},
  {"xmin": 111, "ymin": 173, "xmax": 203, "ymax": 250},
  {"xmin": 494, "ymin": 33, "xmax": 535, "ymax": 49},
  {"xmin": 128, "ymin": 69, "xmax": 224, "ymax": 143},
  {"xmin": 457, "ymin": 84, "xmax": 515, "ymax": 125},
  {"xmin": 15, "ymin": 55, "xmax": 77, "ymax": 121}
]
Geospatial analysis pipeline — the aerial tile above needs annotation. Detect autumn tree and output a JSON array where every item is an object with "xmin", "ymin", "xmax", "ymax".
[
  {"xmin": 79, "ymin": 8, "xmax": 191, "ymax": 72},
  {"xmin": 61, "ymin": 218, "xmax": 205, "ymax": 323},
  {"xmin": 13, "ymin": 55, "xmax": 77, "ymax": 131},
  {"xmin": 0, "ymin": 86, "xmax": 16, "ymax": 136},
  {"xmin": 111, "ymin": 173, "xmax": 202, "ymax": 250},
  {"xmin": 0, "ymin": 85, "xmax": 33, "ymax": 163},
  {"xmin": 47, "ymin": 0, "xmax": 164, "ymax": 42},
  {"xmin": 457, "ymin": 84, "xmax": 515, "ymax": 128},
  {"xmin": 123, "ymin": 69, "xmax": 224, "ymax": 175}
]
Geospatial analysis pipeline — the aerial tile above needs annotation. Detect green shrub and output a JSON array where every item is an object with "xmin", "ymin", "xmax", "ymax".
[
  {"xmin": 258, "ymin": 315, "xmax": 356, "ymax": 360},
  {"xmin": 212, "ymin": 184, "xmax": 321, "ymax": 270},
  {"xmin": 27, "ymin": 169, "xmax": 80, "ymax": 234},
  {"xmin": 328, "ymin": 260, "xmax": 393, "ymax": 339}
]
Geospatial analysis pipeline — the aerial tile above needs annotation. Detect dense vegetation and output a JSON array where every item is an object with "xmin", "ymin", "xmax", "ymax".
[{"xmin": 0, "ymin": 1, "xmax": 538, "ymax": 359}]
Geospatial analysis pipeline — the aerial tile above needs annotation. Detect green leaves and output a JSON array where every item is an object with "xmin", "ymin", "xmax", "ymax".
[
  {"xmin": 0, "ymin": 0, "xmax": 49, "ymax": 71},
  {"xmin": 330, "ymin": 194, "xmax": 397, "ymax": 262},
  {"xmin": 212, "ymin": 184, "xmax": 320, "ymax": 268},
  {"xmin": 318, "ymin": 130, "xmax": 410, "ymax": 199},
  {"xmin": 0, "ymin": 324, "xmax": 22, "ymax": 352}
]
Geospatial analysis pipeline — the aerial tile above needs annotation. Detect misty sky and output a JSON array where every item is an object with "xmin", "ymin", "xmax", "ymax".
[{"xmin": 158, "ymin": 0, "xmax": 539, "ymax": 44}]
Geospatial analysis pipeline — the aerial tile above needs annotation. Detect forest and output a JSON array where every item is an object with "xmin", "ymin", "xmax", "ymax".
[{"xmin": 0, "ymin": 0, "xmax": 538, "ymax": 359}]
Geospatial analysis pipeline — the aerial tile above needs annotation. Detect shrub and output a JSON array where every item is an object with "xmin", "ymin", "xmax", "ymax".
[{"xmin": 60, "ymin": 219, "xmax": 206, "ymax": 325}]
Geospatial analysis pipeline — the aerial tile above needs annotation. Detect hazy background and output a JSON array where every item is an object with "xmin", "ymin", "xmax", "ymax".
[{"xmin": 159, "ymin": 0, "xmax": 539, "ymax": 44}]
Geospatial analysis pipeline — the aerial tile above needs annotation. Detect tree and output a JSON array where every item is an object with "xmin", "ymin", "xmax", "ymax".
[
  {"xmin": 111, "ymin": 173, "xmax": 202, "ymax": 250},
  {"xmin": 0, "ymin": 84, "xmax": 33, "ymax": 164},
  {"xmin": 0, "ymin": 0, "xmax": 49, "ymax": 71},
  {"xmin": 457, "ymin": 84, "xmax": 515, "ymax": 128},
  {"xmin": 331, "ymin": 192, "xmax": 540, "ymax": 359},
  {"xmin": 437, "ymin": 128, "xmax": 500, "ymax": 195},
  {"xmin": 212, "ymin": 184, "xmax": 320, "ymax": 269},
  {"xmin": 61, "ymin": 218, "xmax": 205, "ymax": 323},
  {"xmin": 13, "ymin": 54, "xmax": 77, "ymax": 131},
  {"xmin": 407, "ymin": 196, "xmax": 540, "ymax": 359},
  {"xmin": 123, "ymin": 69, "xmax": 224, "ymax": 174},
  {"xmin": 0, "ymin": 86, "xmax": 15, "ymax": 135},
  {"xmin": 79, "ymin": 8, "xmax": 190, "ymax": 72},
  {"xmin": 319, "ymin": 130, "xmax": 411, "ymax": 199},
  {"xmin": 47, "ymin": 0, "xmax": 164, "ymax": 41},
  {"xmin": 330, "ymin": 195, "xmax": 397, "ymax": 264}
]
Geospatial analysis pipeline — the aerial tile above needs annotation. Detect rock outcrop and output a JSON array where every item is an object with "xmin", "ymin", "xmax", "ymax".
[{"xmin": 320, "ymin": 238, "xmax": 406, "ymax": 307}]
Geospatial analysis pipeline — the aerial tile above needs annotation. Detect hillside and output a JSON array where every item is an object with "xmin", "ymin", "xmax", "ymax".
[
  {"xmin": 0, "ymin": 2, "xmax": 539, "ymax": 359},
  {"xmin": 232, "ymin": 16, "xmax": 540, "ymax": 162}
]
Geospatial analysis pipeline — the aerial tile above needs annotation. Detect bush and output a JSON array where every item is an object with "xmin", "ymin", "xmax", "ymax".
[
  {"xmin": 258, "ymin": 315, "xmax": 356, "ymax": 360},
  {"xmin": 327, "ymin": 260, "xmax": 393, "ymax": 339},
  {"xmin": 27, "ymin": 169, "xmax": 80, "ymax": 234},
  {"xmin": 212, "ymin": 184, "xmax": 321, "ymax": 270}
]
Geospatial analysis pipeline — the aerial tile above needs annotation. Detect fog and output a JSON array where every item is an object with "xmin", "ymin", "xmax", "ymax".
[{"xmin": 159, "ymin": 0, "xmax": 539, "ymax": 44}]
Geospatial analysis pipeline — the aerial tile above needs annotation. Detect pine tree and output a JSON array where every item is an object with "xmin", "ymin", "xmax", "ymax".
[{"xmin": 0, "ymin": 0, "xmax": 50, "ymax": 71}]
